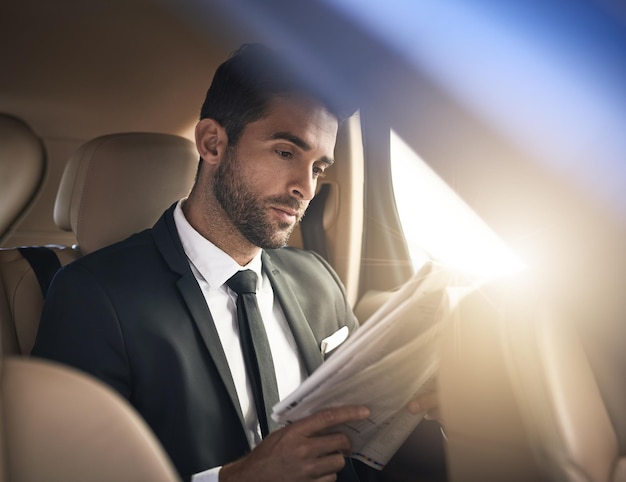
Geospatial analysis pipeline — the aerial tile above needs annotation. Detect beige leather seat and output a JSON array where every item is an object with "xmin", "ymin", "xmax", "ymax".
[
  {"xmin": 1, "ymin": 354, "xmax": 181, "ymax": 482},
  {"xmin": 439, "ymin": 275, "xmax": 626, "ymax": 482},
  {"xmin": 0, "ymin": 132, "xmax": 197, "ymax": 355},
  {"xmin": 0, "ymin": 114, "xmax": 45, "ymax": 245}
]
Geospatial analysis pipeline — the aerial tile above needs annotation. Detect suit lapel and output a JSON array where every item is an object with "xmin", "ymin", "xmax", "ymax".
[
  {"xmin": 262, "ymin": 252, "xmax": 324, "ymax": 375},
  {"xmin": 152, "ymin": 206, "xmax": 247, "ymax": 432}
]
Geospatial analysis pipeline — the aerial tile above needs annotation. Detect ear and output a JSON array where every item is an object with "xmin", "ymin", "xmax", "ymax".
[{"xmin": 195, "ymin": 118, "xmax": 228, "ymax": 166}]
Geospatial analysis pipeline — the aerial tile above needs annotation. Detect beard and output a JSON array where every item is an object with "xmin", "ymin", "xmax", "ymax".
[{"xmin": 213, "ymin": 147, "xmax": 306, "ymax": 249}]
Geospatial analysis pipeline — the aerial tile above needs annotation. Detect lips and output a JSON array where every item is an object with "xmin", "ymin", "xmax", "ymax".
[
  {"xmin": 271, "ymin": 203, "xmax": 304, "ymax": 224},
  {"xmin": 271, "ymin": 206, "xmax": 296, "ymax": 223},
  {"xmin": 275, "ymin": 206, "xmax": 298, "ymax": 217}
]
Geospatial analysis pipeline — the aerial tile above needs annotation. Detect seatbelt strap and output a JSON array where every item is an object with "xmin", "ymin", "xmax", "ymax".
[
  {"xmin": 18, "ymin": 246, "xmax": 62, "ymax": 298},
  {"xmin": 300, "ymin": 183, "xmax": 331, "ymax": 262}
]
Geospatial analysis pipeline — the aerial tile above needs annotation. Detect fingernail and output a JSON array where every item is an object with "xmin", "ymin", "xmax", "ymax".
[{"xmin": 408, "ymin": 400, "xmax": 421, "ymax": 414}]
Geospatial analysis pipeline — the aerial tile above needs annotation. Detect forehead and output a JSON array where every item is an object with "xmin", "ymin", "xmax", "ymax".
[{"xmin": 244, "ymin": 94, "xmax": 339, "ymax": 155}]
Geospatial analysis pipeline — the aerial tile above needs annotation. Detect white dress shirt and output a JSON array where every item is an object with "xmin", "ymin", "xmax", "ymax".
[{"xmin": 173, "ymin": 201, "xmax": 307, "ymax": 481}]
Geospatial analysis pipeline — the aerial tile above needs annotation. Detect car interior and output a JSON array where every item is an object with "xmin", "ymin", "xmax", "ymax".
[{"xmin": 1, "ymin": 0, "xmax": 625, "ymax": 481}]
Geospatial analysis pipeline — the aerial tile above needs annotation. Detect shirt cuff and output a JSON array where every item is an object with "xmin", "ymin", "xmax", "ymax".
[{"xmin": 190, "ymin": 466, "xmax": 221, "ymax": 482}]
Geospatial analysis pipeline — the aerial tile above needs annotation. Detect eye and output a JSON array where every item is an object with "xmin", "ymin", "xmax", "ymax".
[
  {"xmin": 313, "ymin": 166, "xmax": 326, "ymax": 178},
  {"xmin": 276, "ymin": 150, "xmax": 293, "ymax": 159}
]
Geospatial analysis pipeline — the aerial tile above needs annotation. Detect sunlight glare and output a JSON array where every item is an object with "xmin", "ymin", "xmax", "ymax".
[{"xmin": 390, "ymin": 130, "xmax": 526, "ymax": 279}]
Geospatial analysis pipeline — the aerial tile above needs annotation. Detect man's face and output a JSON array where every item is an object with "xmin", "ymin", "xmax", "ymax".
[{"xmin": 213, "ymin": 94, "xmax": 338, "ymax": 249}]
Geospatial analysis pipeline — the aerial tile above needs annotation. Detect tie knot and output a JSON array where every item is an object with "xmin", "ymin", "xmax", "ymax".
[{"xmin": 226, "ymin": 270, "xmax": 258, "ymax": 295}]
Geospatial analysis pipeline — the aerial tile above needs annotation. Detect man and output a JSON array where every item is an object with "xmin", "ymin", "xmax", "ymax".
[{"xmin": 33, "ymin": 44, "xmax": 437, "ymax": 481}]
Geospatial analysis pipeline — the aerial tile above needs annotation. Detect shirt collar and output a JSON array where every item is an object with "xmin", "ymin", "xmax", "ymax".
[{"xmin": 173, "ymin": 200, "xmax": 263, "ymax": 290}]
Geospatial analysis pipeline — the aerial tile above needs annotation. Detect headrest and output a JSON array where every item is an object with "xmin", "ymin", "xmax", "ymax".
[
  {"xmin": 54, "ymin": 133, "xmax": 197, "ymax": 255},
  {"xmin": 0, "ymin": 114, "xmax": 45, "ymax": 239}
]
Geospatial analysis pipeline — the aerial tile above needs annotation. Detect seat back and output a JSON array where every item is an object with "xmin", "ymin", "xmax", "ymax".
[
  {"xmin": 525, "ymin": 315, "xmax": 625, "ymax": 482},
  {"xmin": 1, "ymin": 355, "xmax": 180, "ymax": 482},
  {"xmin": 439, "ymin": 275, "xmax": 626, "ymax": 482},
  {"xmin": 0, "ymin": 132, "xmax": 197, "ymax": 355},
  {"xmin": 0, "ymin": 114, "xmax": 45, "ymax": 245}
]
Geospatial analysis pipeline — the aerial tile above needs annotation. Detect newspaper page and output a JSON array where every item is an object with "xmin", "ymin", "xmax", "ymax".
[{"xmin": 271, "ymin": 261, "xmax": 453, "ymax": 470}]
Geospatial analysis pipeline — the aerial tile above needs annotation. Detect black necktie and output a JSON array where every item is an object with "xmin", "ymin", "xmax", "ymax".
[{"xmin": 226, "ymin": 270, "xmax": 280, "ymax": 437}]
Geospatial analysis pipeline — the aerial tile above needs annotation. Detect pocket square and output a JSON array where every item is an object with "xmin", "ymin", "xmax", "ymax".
[{"xmin": 320, "ymin": 326, "xmax": 349, "ymax": 358}]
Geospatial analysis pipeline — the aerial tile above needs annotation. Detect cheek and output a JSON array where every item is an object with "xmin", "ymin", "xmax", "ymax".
[
  {"xmin": 234, "ymin": 151, "xmax": 289, "ymax": 195},
  {"xmin": 256, "ymin": 177, "xmax": 284, "ymax": 199},
  {"xmin": 248, "ymin": 166, "xmax": 286, "ymax": 193}
]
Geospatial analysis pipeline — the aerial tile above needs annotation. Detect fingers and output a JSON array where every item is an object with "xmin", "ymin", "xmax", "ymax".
[
  {"xmin": 293, "ymin": 405, "xmax": 370, "ymax": 437},
  {"xmin": 299, "ymin": 430, "xmax": 354, "ymax": 458},
  {"xmin": 221, "ymin": 406, "xmax": 367, "ymax": 482},
  {"xmin": 302, "ymin": 450, "xmax": 346, "ymax": 479},
  {"xmin": 408, "ymin": 391, "xmax": 438, "ymax": 415}
]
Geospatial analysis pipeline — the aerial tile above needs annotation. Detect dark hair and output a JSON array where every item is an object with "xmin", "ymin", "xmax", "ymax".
[{"xmin": 199, "ymin": 43, "xmax": 355, "ymax": 146}]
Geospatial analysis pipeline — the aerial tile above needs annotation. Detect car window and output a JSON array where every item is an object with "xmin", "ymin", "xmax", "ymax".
[{"xmin": 390, "ymin": 129, "xmax": 525, "ymax": 279}]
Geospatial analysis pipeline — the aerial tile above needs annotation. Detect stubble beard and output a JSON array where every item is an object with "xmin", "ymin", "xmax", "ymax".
[{"xmin": 213, "ymin": 147, "xmax": 305, "ymax": 249}]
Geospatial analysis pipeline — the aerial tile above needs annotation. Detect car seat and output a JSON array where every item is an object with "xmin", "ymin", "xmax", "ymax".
[
  {"xmin": 0, "ymin": 114, "xmax": 45, "ymax": 245},
  {"xmin": 1, "ymin": 354, "xmax": 181, "ymax": 482},
  {"xmin": 438, "ymin": 274, "xmax": 626, "ymax": 481},
  {"xmin": 0, "ymin": 132, "xmax": 197, "ymax": 355}
]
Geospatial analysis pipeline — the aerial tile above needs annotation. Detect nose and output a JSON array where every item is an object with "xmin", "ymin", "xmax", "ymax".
[{"xmin": 289, "ymin": 168, "xmax": 317, "ymax": 201}]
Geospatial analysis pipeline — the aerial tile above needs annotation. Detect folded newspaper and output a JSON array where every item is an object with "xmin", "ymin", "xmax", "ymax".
[{"xmin": 272, "ymin": 261, "xmax": 454, "ymax": 470}]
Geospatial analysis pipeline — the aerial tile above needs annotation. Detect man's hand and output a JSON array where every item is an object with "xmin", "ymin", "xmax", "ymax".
[
  {"xmin": 219, "ymin": 405, "xmax": 370, "ymax": 482},
  {"xmin": 408, "ymin": 391, "xmax": 442, "ymax": 423}
]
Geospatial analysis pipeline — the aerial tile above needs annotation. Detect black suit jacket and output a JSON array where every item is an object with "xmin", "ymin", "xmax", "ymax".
[{"xmin": 32, "ymin": 205, "xmax": 361, "ymax": 480}]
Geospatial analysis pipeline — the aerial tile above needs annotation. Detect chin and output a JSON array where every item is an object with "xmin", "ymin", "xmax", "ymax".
[{"xmin": 267, "ymin": 229, "xmax": 294, "ymax": 250}]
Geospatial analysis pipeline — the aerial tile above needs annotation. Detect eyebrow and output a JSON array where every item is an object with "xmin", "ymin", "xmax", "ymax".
[{"xmin": 270, "ymin": 132, "xmax": 335, "ymax": 166}]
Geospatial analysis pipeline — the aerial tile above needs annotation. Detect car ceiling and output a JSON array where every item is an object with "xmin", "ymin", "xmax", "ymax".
[
  {"xmin": 3, "ymin": 0, "xmax": 626, "ymax": 318},
  {"xmin": 0, "ymin": 0, "xmax": 243, "ymax": 140},
  {"xmin": 0, "ymin": 0, "xmax": 398, "ymax": 142}
]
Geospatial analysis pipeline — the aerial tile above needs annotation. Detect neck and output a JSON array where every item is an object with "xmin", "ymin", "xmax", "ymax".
[{"xmin": 183, "ymin": 192, "xmax": 260, "ymax": 267}]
